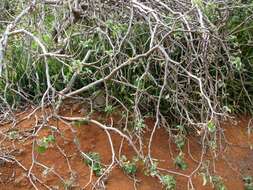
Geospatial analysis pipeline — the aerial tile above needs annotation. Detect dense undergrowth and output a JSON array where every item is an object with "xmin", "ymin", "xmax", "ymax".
[
  {"xmin": 1, "ymin": 1, "xmax": 253, "ymax": 116},
  {"xmin": 1, "ymin": 0, "xmax": 253, "ymax": 189}
]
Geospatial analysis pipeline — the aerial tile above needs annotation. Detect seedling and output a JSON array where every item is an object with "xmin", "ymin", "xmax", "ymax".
[
  {"xmin": 104, "ymin": 105, "xmax": 114, "ymax": 115},
  {"xmin": 160, "ymin": 175, "xmax": 176, "ymax": 190},
  {"xmin": 120, "ymin": 155, "xmax": 137, "ymax": 176},
  {"xmin": 84, "ymin": 152, "xmax": 104, "ymax": 177},
  {"xmin": 36, "ymin": 135, "xmax": 55, "ymax": 154},
  {"xmin": 174, "ymin": 153, "xmax": 188, "ymax": 170}
]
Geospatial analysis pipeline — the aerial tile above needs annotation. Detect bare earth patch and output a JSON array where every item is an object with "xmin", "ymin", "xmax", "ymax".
[{"xmin": 0, "ymin": 107, "xmax": 252, "ymax": 190}]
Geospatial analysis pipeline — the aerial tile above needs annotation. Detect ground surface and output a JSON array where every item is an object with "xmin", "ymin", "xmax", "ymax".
[{"xmin": 0, "ymin": 106, "xmax": 252, "ymax": 190}]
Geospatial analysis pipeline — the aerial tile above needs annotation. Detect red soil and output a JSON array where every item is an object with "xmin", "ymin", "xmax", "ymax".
[{"xmin": 0, "ymin": 106, "xmax": 252, "ymax": 190}]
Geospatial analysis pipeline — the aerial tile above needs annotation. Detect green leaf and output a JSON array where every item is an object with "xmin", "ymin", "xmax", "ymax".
[
  {"xmin": 192, "ymin": 0, "xmax": 203, "ymax": 7},
  {"xmin": 104, "ymin": 105, "xmax": 114, "ymax": 115},
  {"xmin": 207, "ymin": 121, "xmax": 216, "ymax": 133},
  {"xmin": 176, "ymin": 125, "xmax": 184, "ymax": 131},
  {"xmin": 160, "ymin": 175, "xmax": 176, "ymax": 190},
  {"xmin": 81, "ymin": 39, "xmax": 94, "ymax": 48},
  {"xmin": 134, "ymin": 119, "xmax": 146, "ymax": 131},
  {"xmin": 37, "ymin": 146, "xmax": 47, "ymax": 154},
  {"xmin": 174, "ymin": 153, "xmax": 188, "ymax": 170},
  {"xmin": 46, "ymin": 135, "xmax": 55, "ymax": 143},
  {"xmin": 230, "ymin": 56, "xmax": 242, "ymax": 70},
  {"xmin": 149, "ymin": 162, "xmax": 158, "ymax": 177},
  {"xmin": 120, "ymin": 155, "xmax": 137, "ymax": 175}
]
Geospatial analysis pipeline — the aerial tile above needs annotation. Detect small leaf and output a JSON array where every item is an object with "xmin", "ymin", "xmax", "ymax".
[
  {"xmin": 37, "ymin": 146, "xmax": 47, "ymax": 154},
  {"xmin": 207, "ymin": 121, "xmax": 216, "ymax": 133},
  {"xmin": 230, "ymin": 56, "xmax": 242, "ymax": 70},
  {"xmin": 174, "ymin": 153, "xmax": 188, "ymax": 170},
  {"xmin": 47, "ymin": 135, "xmax": 55, "ymax": 143}
]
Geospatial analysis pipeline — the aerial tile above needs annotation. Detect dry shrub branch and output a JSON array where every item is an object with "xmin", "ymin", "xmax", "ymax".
[{"xmin": 0, "ymin": 0, "xmax": 253, "ymax": 189}]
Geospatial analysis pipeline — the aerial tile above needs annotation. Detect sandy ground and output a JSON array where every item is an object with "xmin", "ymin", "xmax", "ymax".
[{"xmin": 0, "ymin": 106, "xmax": 252, "ymax": 190}]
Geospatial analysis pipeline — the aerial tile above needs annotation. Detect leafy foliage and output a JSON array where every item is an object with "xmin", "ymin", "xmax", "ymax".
[
  {"xmin": 244, "ymin": 176, "xmax": 253, "ymax": 190},
  {"xmin": 160, "ymin": 175, "xmax": 176, "ymax": 190},
  {"xmin": 36, "ymin": 135, "xmax": 55, "ymax": 154},
  {"xmin": 174, "ymin": 153, "xmax": 188, "ymax": 170},
  {"xmin": 211, "ymin": 176, "xmax": 227, "ymax": 190},
  {"xmin": 84, "ymin": 152, "xmax": 104, "ymax": 177},
  {"xmin": 120, "ymin": 155, "xmax": 138, "ymax": 176},
  {"xmin": 1, "ymin": 1, "xmax": 253, "ymax": 189}
]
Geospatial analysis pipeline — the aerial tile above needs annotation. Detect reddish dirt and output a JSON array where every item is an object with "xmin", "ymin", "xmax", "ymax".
[{"xmin": 0, "ymin": 106, "xmax": 252, "ymax": 190}]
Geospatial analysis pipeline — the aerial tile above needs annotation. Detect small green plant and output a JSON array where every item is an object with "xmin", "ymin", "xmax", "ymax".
[
  {"xmin": 207, "ymin": 121, "xmax": 216, "ymax": 133},
  {"xmin": 176, "ymin": 125, "xmax": 186, "ymax": 133},
  {"xmin": 211, "ymin": 176, "xmax": 227, "ymax": 190},
  {"xmin": 199, "ymin": 163, "xmax": 227, "ymax": 190},
  {"xmin": 120, "ymin": 155, "xmax": 138, "ymax": 176},
  {"xmin": 174, "ymin": 153, "xmax": 188, "ymax": 170},
  {"xmin": 7, "ymin": 130, "xmax": 20, "ymax": 140},
  {"xmin": 104, "ymin": 105, "xmax": 114, "ymax": 115},
  {"xmin": 36, "ymin": 135, "xmax": 55, "ymax": 154},
  {"xmin": 243, "ymin": 176, "xmax": 253, "ymax": 190},
  {"xmin": 230, "ymin": 56, "xmax": 242, "ymax": 71},
  {"xmin": 160, "ymin": 175, "xmax": 176, "ymax": 190},
  {"xmin": 105, "ymin": 19, "xmax": 128, "ymax": 37},
  {"xmin": 134, "ymin": 119, "xmax": 146, "ymax": 131},
  {"xmin": 145, "ymin": 162, "xmax": 159, "ymax": 177},
  {"xmin": 84, "ymin": 152, "xmax": 104, "ymax": 177}
]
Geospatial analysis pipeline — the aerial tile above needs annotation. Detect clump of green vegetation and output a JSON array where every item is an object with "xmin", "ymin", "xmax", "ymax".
[
  {"xmin": 120, "ymin": 155, "xmax": 138, "ymax": 176},
  {"xmin": 174, "ymin": 125, "xmax": 187, "ymax": 150},
  {"xmin": 84, "ymin": 152, "xmax": 104, "ymax": 177},
  {"xmin": 211, "ymin": 176, "xmax": 227, "ymax": 190},
  {"xmin": 145, "ymin": 161, "xmax": 177, "ymax": 190},
  {"xmin": 134, "ymin": 119, "xmax": 146, "ymax": 131},
  {"xmin": 160, "ymin": 175, "xmax": 176, "ymax": 190},
  {"xmin": 243, "ymin": 176, "xmax": 253, "ymax": 190},
  {"xmin": 145, "ymin": 161, "xmax": 159, "ymax": 177},
  {"xmin": 199, "ymin": 162, "xmax": 227, "ymax": 190},
  {"xmin": 174, "ymin": 153, "xmax": 188, "ymax": 170},
  {"xmin": 207, "ymin": 121, "xmax": 216, "ymax": 133},
  {"xmin": 36, "ymin": 135, "xmax": 55, "ymax": 154},
  {"xmin": 7, "ymin": 130, "xmax": 20, "ymax": 140},
  {"xmin": 104, "ymin": 105, "xmax": 114, "ymax": 115}
]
